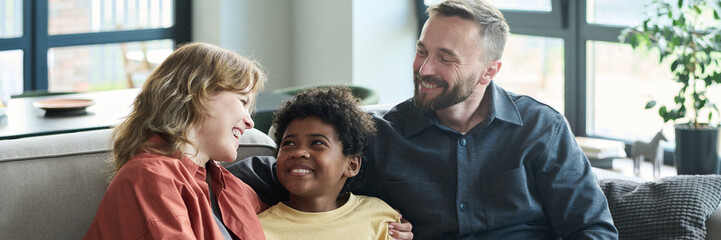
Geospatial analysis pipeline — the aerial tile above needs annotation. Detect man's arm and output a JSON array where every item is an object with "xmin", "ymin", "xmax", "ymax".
[
  {"xmin": 535, "ymin": 116, "xmax": 618, "ymax": 239},
  {"xmin": 227, "ymin": 153, "xmax": 416, "ymax": 239},
  {"xmin": 225, "ymin": 156, "xmax": 288, "ymax": 205}
]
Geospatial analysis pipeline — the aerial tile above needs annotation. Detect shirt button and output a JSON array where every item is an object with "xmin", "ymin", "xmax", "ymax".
[
  {"xmin": 459, "ymin": 203, "xmax": 466, "ymax": 211},
  {"xmin": 459, "ymin": 138, "xmax": 467, "ymax": 146}
]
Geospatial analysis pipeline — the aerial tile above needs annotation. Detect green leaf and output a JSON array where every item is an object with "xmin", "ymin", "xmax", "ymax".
[
  {"xmin": 675, "ymin": 95, "xmax": 684, "ymax": 104},
  {"xmin": 671, "ymin": 59, "xmax": 680, "ymax": 71},
  {"xmin": 678, "ymin": 0, "xmax": 683, "ymax": 9},
  {"xmin": 697, "ymin": 98, "xmax": 707, "ymax": 109},
  {"xmin": 646, "ymin": 100, "xmax": 657, "ymax": 109},
  {"xmin": 629, "ymin": 34, "xmax": 639, "ymax": 48},
  {"xmin": 679, "ymin": 105, "xmax": 687, "ymax": 117},
  {"xmin": 672, "ymin": 35, "xmax": 681, "ymax": 46},
  {"xmin": 713, "ymin": 1, "xmax": 721, "ymax": 19},
  {"xmin": 704, "ymin": 54, "xmax": 712, "ymax": 65},
  {"xmin": 659, "ymin": 106, "xmax": 671, "ymax": 122},
  {"xmin": 677, "ymin": 74, "xmax": 690, "ymax": 84}
]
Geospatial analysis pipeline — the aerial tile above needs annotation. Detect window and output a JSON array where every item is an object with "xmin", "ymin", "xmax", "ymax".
[
  {"xmin": 416, "ymin": 0, "xmax": 707, "ymax": 163},
  {"xmin": 490, "ymin": 0, "xmax": 551, "ymax": 12},
  {"xmin": 586, "ymin": 0, "xmax": 647, "ymax": 26},
  {"xmin": 0, "ymin": 0, "xmax": 190, "ymax": 96},
  {"xmin": 586, "ymin": 40, "xmax": 675, "ymax": 140},
  {"xmin": 494, "ymin": 35, "xmax": 564, "ymax": 113},
  {"xmin": 0, "ymin": 0, "xmax": 23, "ymax": 38}
]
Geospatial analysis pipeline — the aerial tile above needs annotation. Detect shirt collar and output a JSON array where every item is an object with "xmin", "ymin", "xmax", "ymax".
[
  {"xmin": 205, "ymin": 161, "xmax": 228, "ymax": 190},
  {"xmin": 489, "ymin": 81, "xmax": 523, "ymax": 126},
  {"xmin": 400, "ymin": 81, "xmax": 523, "ymax": 138},
  {"xmin": 146, "ymin": 135, "xmax": 227, "ymax": 189}
]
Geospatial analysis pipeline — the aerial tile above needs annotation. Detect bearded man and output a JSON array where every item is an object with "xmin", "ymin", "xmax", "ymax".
[{"xmin": 228, "ymin": 0, "xmax": 617, "ymax": 239}]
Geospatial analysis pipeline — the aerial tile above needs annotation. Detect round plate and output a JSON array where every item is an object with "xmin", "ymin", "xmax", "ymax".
[{"xmin": 33, "ymin": 98, "xmax": 95, "ymax": 112}]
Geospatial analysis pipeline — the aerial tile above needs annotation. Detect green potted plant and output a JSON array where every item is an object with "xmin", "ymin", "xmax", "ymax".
[{"xmin": 620, "ymin": 0, "xmax": 721, "ymax": 174}]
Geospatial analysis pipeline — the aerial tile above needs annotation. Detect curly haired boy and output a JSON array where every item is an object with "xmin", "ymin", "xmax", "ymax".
[{"xmin": 258, "ymin": 87, "xmax": 399, "ymax": 240}]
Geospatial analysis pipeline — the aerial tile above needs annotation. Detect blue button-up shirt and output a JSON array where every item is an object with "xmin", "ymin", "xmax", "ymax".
[{"xmin": 227, "ymin": 81, "xmax": 618, "ymax": 239}]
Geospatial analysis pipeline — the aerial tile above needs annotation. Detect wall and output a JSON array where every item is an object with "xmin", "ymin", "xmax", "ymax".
[
  {"xmin": 192, "ymin": 0, "xmax": 292, "ymax": 91},
  {"xmin": 352, "ymin": 0, "xmax": 417, "ymax": 103},
  {"xmin": 291, "ymin": 0, "xmax": 353, "ymax": 86},
  {"xmin": 192, "ymin": 0, "xmax": 418, "ymax": 104}
]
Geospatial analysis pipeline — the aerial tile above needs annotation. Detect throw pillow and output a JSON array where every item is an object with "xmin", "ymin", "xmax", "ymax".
[{"xmin": 599, "ymin": 175, "xmax": 721, "ymax": 240}]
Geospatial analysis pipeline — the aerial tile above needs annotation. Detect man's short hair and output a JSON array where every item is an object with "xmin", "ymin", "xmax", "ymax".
[{"xmin": 427, "ymin": 0, "xmax": 510, "ymax": 61}]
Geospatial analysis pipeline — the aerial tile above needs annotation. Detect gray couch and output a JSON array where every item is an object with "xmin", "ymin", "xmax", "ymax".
[
  {"xmin": 1, "ymin": 126, "xmax": 720, "ymax": 239},
  {"xmin": 0, "ymin": 128, "xmax": 276, "ymax": 239}
]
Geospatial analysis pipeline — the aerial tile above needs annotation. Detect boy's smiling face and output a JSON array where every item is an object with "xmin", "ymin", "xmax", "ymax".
[{"xmin": 276, "ymin": 116, "xmax": 360, "ymax": 210}]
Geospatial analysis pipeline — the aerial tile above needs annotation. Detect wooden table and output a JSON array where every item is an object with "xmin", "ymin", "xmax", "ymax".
[{"xmin": 0, "ymin": 89, "xmax": 291, "ymax": 140}]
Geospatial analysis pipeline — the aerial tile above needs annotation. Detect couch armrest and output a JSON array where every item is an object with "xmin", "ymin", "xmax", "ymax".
[
  {"xmin": 0, "ymin": 129, "xmax": 113, "ymax": 239},
  {"xmin": 706, "ymin": 204, "xmax": 721, "ymax": 240}
]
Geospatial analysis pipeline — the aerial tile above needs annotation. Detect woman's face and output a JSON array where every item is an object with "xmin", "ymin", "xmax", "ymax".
[
  {"xmin": 275, "ymin": 116, "xmax": 360, "ymax": 200},
  {"xmin": 193, "ymin": 90, "xmax": 255, "ymax": 163}
]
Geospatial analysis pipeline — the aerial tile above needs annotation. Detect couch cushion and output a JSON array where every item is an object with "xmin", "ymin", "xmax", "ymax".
[
  {"xmin": 0, "ymin": 129, "xmax": 114, "ymax": 240},
  {"xmin": 0, "ymin": 127, "xmax": 275, "ymax": 239},
  {"xmin": 599, "ymin": 175, "xmax": 721, "ymax": 240},
  {"xmin": 234, "ymin": 128, "xmax": 277, "ymax": 161}
]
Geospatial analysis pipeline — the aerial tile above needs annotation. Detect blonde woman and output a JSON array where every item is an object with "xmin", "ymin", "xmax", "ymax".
[{"xmin": 84, "ymin": 42, "xmax": 267, "ymax": 239}]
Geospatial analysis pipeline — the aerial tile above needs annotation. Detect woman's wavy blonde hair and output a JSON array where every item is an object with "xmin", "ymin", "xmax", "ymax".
[{"xmin": 110, "ymin": 42, "xmax": 266, "ymax": 178}]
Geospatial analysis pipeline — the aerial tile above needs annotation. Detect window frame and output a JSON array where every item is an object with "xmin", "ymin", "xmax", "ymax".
[{"xmin": 0, "ymin": 0, "xmax": 191, "ymax": 93}]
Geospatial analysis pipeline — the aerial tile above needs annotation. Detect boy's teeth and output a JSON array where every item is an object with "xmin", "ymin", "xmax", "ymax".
[{"xmin": 290, "ymin": 169, "xmax": 312, "ymax": 174}]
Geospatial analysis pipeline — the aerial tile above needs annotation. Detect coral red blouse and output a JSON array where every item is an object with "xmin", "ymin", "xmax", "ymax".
[{"xmin": 84, "ymin": 136, "xmax": 267, "ymax": 239}]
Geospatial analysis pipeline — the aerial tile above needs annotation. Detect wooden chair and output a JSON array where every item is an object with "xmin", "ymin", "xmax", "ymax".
[{"xmin": 120, "ymin": 42, "xmax": 153, "ymax": 88}]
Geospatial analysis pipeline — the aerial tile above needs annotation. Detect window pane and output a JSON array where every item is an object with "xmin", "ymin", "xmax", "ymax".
[
  {"xmin": 488, "ymin": 0, "xmax": 551, "ymax": 12},
  {"xmin": 48, "ymin": 39, "xmax": 173, "ymax": 92},
  {"xmin": 423, "ymin": 0, "xmax": 442, "ymax": 6},
  {"xmin": 494, "ymin": 35, "xmax": 564, "ymax": 113},
  {"xmin": 49, "ymin": 0, "xmax": 174, "ymax": 35},
  {"xmin": 586, "ymin": 41, "xmax": 693, "ymax": 143},
  {"xmin": 425, "ymin": 0, "xmax": 551, "ymax": 11},
  {"xmin": 0, "ymin": 0, "xmax": 23, "ymax": 38},
  {"xmin": 0, "ymin": 50, "xmax": 23, "ymax": 95},
  {"xmin": 587, "ymin": 0, "xmax": 650, "ymax": 26}
]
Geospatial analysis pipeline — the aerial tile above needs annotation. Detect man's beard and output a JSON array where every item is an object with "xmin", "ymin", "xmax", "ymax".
[{"xmin": 413, "ymin": 73, "xmax": 476, "ymax": 111}]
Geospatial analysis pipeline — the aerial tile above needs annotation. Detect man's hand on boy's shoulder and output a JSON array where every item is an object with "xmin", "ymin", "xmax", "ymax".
[{"xmin": 389, "ymin": 211, "xmax": 413, "ymax": 240}]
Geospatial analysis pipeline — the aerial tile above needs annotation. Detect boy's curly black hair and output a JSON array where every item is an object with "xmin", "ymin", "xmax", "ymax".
[{"xmin": 272, "ymin": 86, "xmax": 376, "ymax": 157}]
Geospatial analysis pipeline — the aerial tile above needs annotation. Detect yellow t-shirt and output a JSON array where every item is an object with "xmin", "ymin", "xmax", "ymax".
[{"xmin": 259, "ymin": 193, "xmax": 399, "ymax": 240}]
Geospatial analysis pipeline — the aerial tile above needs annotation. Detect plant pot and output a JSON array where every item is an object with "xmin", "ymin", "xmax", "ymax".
[{"xmin": 674, "ymin": 124, "xmax": 721, "ymax": 175}]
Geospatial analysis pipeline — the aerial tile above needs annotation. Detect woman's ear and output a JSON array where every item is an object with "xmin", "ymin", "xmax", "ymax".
[{"xmin": 344, "ymin": 155, "xmax": 361, "ymax": 178}]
